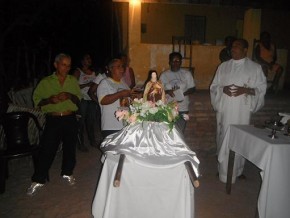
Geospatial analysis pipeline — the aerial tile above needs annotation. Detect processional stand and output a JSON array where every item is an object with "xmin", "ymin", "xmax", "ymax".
[{"xmin": 113, "ymin": 142, "xmax": 200, "ymax": 188}]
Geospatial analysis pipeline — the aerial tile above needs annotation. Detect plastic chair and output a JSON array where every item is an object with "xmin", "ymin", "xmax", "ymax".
[{"xmin": 0, "ymin": 111, "xmax": 43, "ymax": 194}]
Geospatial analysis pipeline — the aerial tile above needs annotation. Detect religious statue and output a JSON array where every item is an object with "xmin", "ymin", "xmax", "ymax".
[{"xmin": 143, "ymin": 71, "xmax": 166, "ymax": 103}]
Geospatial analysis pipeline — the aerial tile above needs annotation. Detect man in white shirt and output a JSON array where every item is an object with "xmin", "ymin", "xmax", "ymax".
[
  {"xmin": 210, "ymin": 38, "xmax": 267, "ymax": 183},
  {"xmin": 160, "ymin": 52, "xmax": 195, "ymax": 132},
  {"xmin": 97, "ymin": 59, "xmax": 131, "ymax": 138}
]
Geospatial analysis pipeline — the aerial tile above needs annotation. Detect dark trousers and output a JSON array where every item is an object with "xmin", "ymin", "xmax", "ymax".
[
  {"xmin": 32, "ymin": 114, "xmax": 78, "ymax": 184},
  {"xmin": 79, "ymin": 100, "xmax": 97, "ymax": 146},
  {"xmin": 175, "ymin": 111, "xmax": 188, "ymax": 134}
]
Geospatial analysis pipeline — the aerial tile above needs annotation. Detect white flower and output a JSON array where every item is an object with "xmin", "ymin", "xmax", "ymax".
[
  {"xmin": 149, "ymin": 107, "xmax": 158, "ymax": 114},
  {"xmin": 114, "ymin": 98, "xmax": 180, "ymax": 130},
  {"xmin": 155, "ymin": 100, "xmax": 164, "ymax": 106}
]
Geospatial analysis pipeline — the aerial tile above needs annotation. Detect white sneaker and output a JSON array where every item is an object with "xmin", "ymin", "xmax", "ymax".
[
  {"xmin": 62, "ymin": 175, "xmax": 76, "ymax": 186},
  {"xmin": 26, "ymin": 182, "xmax": 44, "ymax": 196}
]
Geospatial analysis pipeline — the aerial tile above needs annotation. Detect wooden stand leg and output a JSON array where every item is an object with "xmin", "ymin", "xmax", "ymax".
[
  {"xmin": 113, "ymin": 154, "xmax": 126, "ymax": 187},
  {"xmin": 226, "ymin": 150, "xmax": 235, "ymax": 194},
  {"xmin": 184, "ymin": 161, "xmax": 199, "ymax": 188}
]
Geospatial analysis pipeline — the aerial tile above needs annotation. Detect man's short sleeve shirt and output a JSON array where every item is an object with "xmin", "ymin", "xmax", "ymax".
[
  {"xmin": 160, "ymin": 69, "xmax": 195, "ymax": 112},
  {"xmin": 33, "ymin": 73, "xmax": 81, "ymax": 113}
]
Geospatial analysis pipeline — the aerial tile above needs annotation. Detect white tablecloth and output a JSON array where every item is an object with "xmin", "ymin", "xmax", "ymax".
[
  {"xmin": 218, "ymin": 125, "xmax": 290, "ymax": 218},
  {"xmin": 92, "ymin": 154, "xmax": 194, "ymax": 218}
]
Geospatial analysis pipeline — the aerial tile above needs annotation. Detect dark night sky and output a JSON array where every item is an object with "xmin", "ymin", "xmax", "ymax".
[
  {"xmin": 1, "ymin": 0, "xmax": 289, "ymax": 87},
  {"xmin": 2, "ymin": 0, "xmax": 112, "ymax": 72},
  {"xmin": 0, "ymin": 0, "xmax": 114, "ymax": 111}
]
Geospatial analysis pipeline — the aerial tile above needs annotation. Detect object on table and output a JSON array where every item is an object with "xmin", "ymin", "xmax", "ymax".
[{"xmin": 278, "ymin": 112, "xmax": 290, "ymax": 124}]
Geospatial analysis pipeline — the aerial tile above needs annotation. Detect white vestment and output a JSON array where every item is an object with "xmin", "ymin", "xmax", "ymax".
[{"xmin": 210, "ymin": 57, "xmax": 267, "ymax": 183}]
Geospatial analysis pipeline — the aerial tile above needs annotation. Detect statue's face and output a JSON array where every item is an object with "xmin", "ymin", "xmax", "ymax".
[{"xmin": 151, "ymin": 72, "xmax": 157, "ymax": 82}]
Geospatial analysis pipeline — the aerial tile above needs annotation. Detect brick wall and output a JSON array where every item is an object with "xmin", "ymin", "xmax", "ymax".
[{"xmin": 184, "ymin": 90, "xmax": 290, "ymax": 152}]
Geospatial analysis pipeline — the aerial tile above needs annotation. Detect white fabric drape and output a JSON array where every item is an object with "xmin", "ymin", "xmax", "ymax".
[{"xmin": 100, "ymin": 121, "xmax": 199, "ymax": 176}]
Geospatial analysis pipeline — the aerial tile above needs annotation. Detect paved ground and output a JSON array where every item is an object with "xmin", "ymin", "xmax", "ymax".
[
  {"xmin": 2, "ymin": 87, "xmax": 289, "ymax": 218},
  {"xmin": 0, "ymin": 143, "xmax": 261, "ymax": 218}
]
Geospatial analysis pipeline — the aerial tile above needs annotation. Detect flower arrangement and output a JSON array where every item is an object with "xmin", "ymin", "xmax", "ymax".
[{"xmin": 115, "ymin": 98, "xmax": 180, "ymax": 130}]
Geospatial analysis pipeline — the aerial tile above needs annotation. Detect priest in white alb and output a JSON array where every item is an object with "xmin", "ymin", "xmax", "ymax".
[{"xmin": 210, "ymin": 38, "xmax": 267, "ymax": 183}]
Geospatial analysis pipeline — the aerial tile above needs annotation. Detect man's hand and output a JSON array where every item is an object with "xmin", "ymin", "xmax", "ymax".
[
  {"xmin": 223, "ymin": 84, "xmax": 255, "ymax": 97},
  {"xmin": 165, "ymin": 90, "xmax": 175, "ymax": 97},
  {"xmin": 48, "ymin": 95, "xmax": 61, "ymax": 104},
  {"xmin": 131, "ymin": 88, "xmax": 143, "ymax": 99},
  {"xmin": 232, "ymin": 85, "xmax": 248, "ymax": 97},
  {"xmin": 49, "ymin": 92, "xmax": 73, "ymax": 104},
  {"xmin": 223, "ymin": 84, "xmax": 234, "ymax": 96},
  {"xmin": 57, "ymin": 92, "xmax": 71, "ymax": 101}
]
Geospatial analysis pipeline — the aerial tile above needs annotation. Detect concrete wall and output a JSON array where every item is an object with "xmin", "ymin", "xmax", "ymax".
[
  {"xmin": 116, "ymin": 1, "xmax": 289, "ymax": 89},
  {"xmin": 128, "ymin": 1, "xmax": 224, "ymax": 89},
  {"xmin": 141, "ymin": 3, "xmax": 245, "ymax": 45},
  {"xmin": 129, "ymin": 42, "xmax": 223, "ymax": 90}
]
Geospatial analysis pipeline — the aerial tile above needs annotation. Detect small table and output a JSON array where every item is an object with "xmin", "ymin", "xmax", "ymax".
[
  {"xmin": 219, "ymin": 125, "xmax": 290, "ymax": 218},
  {"xmin": 92, "ymin": 154, "xmax": 194, "ymax": 218}
]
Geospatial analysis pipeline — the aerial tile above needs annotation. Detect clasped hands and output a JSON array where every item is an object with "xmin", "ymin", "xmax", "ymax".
[
  {"xmin": 49, "ymin": 92, "xmax": 72, "ymax": 104},
  {"xmin": 223, "ymin": 84, "xmax": 252, "ymax": 97}
]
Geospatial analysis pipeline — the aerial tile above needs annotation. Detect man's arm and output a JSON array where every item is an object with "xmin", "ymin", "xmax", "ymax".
[
  {"xmin": 88, "ymin": 83, "xmax": 99, "ymax": 103},
  {"xmin": 165, "ymin": 89, "xmax": 175, "ymax": 97},
  {"xmin": 60, "ymin": 92, "xmax": 80, "ymax": 105},
  {"xmin": 184, "ymin": 87, "xmax": 195, "ymax": 96},
  {"xmin": 37, "ymin": 97, "xmax": 53, "ymax": 107},
  {"xmin": 37, "ymin": 92, "xmax": 80, "ymax": 107},
  {"xmin": 79, "ymin": 81, "xmax": 94, "ymax": 89},
  {"xmin": 100, "ymin": 90, "xmax": 131, "ymax": 105}
]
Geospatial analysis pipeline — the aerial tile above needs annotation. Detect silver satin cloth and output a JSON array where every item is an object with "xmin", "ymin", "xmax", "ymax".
[{"xmin": 101, "ymin": 121, "xmax": 200, "ymax": 177}]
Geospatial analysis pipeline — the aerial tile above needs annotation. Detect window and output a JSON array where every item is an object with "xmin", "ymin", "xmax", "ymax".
[{"xmin": 184, "ymin": 15, "xmax": 206, "ymax": 44}]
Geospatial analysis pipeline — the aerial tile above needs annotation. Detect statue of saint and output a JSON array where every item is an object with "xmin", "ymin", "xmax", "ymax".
[{"xmin": 143, "ymin": 71, "xmax": 165, "ymax": 103}]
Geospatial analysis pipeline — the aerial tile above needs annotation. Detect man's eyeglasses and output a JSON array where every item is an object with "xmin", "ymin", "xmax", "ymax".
[{"xmin": 171, "ymin": 59, "xmax": 182, "ymax": 63}]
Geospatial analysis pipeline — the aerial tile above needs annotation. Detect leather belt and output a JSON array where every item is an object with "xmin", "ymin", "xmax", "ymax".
[{"xmin": 48, "ymin": 111, "xmax": 75, "ymax": 117}]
